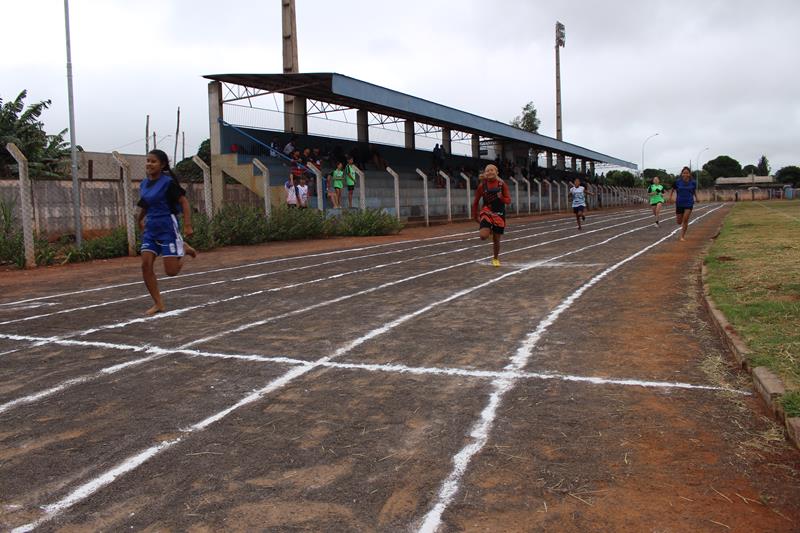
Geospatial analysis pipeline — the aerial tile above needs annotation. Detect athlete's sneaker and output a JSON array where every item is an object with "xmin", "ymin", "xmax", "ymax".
[
  {"xmin": 656, "ymin": 220, "xmax": 660, "ymax": 226},
  {"xmin": 581, "ymin": 214, "xmax": 586, "ymax": 221},
  {"xmin": 491, "ymin": 258, "xmax": 501, "ymax": 267}
]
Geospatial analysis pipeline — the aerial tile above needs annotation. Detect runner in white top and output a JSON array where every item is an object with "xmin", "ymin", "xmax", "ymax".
[{"xmin": 569, "ymin": 177, "xmax": 592, "ymax": 230}]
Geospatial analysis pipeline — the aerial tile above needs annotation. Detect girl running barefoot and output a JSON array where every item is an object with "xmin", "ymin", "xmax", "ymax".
[
  {"xmin": 668, "ymin": 166, "xmax": 699, "ymax": 241},
  {"xmin": 648, "ymin": 176, "xmax": 665, "ymax": 226},
  {"xmin": 569, "ymin": 177, "xmax": 591, "ymax": 230},
  {"xmin": 472, "ymin": 164, "xmax": 511, "ymax": 267},
  {"xmin": 137, "ymin": 149, "xmax": 196, "ymax": 315}
]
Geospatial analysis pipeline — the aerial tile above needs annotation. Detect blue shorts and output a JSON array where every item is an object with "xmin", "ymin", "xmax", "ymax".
[
  {"xmin": 141, "ymin": 215, "xmax": 184, "ymax": 257},
  {"xmin": 573, "ymin": 205, "xmax": 585, "ymax": 213}
]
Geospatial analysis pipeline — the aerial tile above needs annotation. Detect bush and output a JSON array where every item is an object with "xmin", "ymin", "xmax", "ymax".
[
  {"xmin": 186, "ymin": 211, "xmax": 214, "ymax": 251},
  {"xmin": 266, "ymin": 206, "xmax": 325, "ymax": 241},
  {"xmin": 332, "ymin": 208, "xmax": 404, "ymax": 236},
  {"xmin": 210, "ymin": 204, "xmax": 269, "ymax": 246}
]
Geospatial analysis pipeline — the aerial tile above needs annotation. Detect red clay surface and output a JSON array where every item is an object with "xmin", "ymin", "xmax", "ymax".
[{"xmin": 0, "ymin": 204, "xmax": 798, "ymax": 532}]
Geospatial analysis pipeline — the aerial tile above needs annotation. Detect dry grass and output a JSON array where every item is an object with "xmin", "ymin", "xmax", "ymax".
[{"xmin": 705, "ymin": 201, "xmax": 800, "ymax": 413}]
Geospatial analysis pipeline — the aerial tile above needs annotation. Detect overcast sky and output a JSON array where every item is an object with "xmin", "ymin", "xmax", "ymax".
[{"xmin": 2, "ymin": 0, "xmax": 799, "ymax": 174}]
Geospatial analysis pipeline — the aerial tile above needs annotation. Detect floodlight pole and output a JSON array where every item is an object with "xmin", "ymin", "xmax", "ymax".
[
  {"xmin": 641, "ymin": 132, "xmax": 659, "ymax": 181},
  {"xmin": 555, "ymin": 21, "xmax": 565, "ymax": 141},
  {"xmin": 64, "ymin": 0, "xmax": 82, "ymax": 246}
]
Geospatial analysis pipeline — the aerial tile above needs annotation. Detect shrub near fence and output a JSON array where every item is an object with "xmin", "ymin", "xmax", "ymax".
[{"xmin": 0, "ymin": 199, "xmax": 403, "ymax": 269}]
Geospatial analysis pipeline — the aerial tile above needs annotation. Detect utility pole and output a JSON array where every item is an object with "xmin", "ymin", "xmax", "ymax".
[
  {"xmin": 282, "ymin": 0, "xmax": 306, "ymax": 134},
  {"xmin": 555, "ymin": 21, "xmax": 566, "ymax": 141},
  {"xmin": 64, "ymin": 0, "xmax": 82, "ymax": 246},
  {"xmin": 145, "ymin": 114, "xmax": 150, "ymax": 153}
]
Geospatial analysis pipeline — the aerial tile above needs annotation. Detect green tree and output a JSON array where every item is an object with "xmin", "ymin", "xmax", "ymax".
[
  {"xmin": 702, "ymin": 155, "xmax": 742, "ymax": 179},
  {"xmin": 775, "ymin": 166, "xmax": 800, "ymax": 187},
  {"xmin": 175, "ymin": 138, "xmax": 210, "ymax": 182},
  {"xmin": 742, "ymin": 164, "xmax": 758, "ymax": 176},
  {"xmin": 757, "ymin": 155, "xmax": 770, "ymax": 176},
  {"xmin": 605, "ymin": 170, "xmax": 636, "ymax": 187},
  {"xmin": 510, "ymin": 101, "xmax": 540, "ymax": 133},
  {"xmin": 0, "ymin": 90, "xmax": 70, "ymax": 178}
]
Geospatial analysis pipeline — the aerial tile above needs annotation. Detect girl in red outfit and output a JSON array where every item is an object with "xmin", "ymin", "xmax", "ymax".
[{"xmin": 472, "ymin": 164, "xmax": 511, "ymax": 267}]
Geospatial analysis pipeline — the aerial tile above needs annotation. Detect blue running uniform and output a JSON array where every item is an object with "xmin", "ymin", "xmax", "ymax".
[{"xmin": 138, "ymin": 173, "xmax": 186, "ymax": 257}]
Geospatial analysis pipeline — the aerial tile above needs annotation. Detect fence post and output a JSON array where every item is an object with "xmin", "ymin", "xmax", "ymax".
[
  {"xmin": 386, "ymin": 166, "xmax": 401, "ymax": 221},
  {"xmin": 459, "ymin": 172, "xmax": 472, "ymax": 220},
  {"xmin": 111, "ymin": 151, "xmax": 137, "ymax": 257},
  {"xmin": 545, "ymin": 179, "xmax": 553, "ymax": 212},
  {"xmin": 192, "ymin": 155, "xmax": 213, "ymax": 219},
  {"xmin": 252, "ymin": 159, "xmax": 271, "ymax": 218},
  {"xmin": 5, "ymin": 143, "xmax": 35, "ymax": 268},
  {"xmin": 354, "ymin": 166, "xmax": 366, "ymax": 211},
  {"xmin": 521, "ymin": 177, "xmax": 531, "ymax": 214},
  {"xmin": 508, "ymin": 176, "xmax": 519, "ymax": 216},
  {"xmin": 439, "ymin": 170, "xmax": 452, "ymax": 222},
  {"xmin": 306, "ymin": 162, "xmax": 324, "ymax": 212},
  {"xmin": 534, "ymin": 179, "xmax": 542, "ymax": 213},
  {"xmin": 415, "ymin": 168, "xmax": 429, "ymax": 227}
]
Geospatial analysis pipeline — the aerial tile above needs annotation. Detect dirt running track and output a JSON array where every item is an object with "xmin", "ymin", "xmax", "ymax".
[{"xmin": 0, "ymin": 204, "xmax": 798, "ymax": 532}]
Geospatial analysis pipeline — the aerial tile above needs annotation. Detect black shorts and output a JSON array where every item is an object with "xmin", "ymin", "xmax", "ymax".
[
  {"xmin": 676, "ymin": 205, "xmax": 693, "ymax": 215},
  {"xmin": 347, "ymin": 185, "xmax": 355, "ymax": 192},
  {"xmin": 479, "ymin": 220, "xmax": 505, "ymax": 235},
  {"xmin": 573, "ymin": 205, "xmax": 585, "ymax": 213}
]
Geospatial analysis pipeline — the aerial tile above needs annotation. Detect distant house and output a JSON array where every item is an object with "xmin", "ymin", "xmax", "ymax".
[
  {"xmin": 714, "ymin": 174, "xmax": 780, "ymax": 189},
  {"xmin": 77, "ymin": 151, "xmax": 147, "ymax": 181}
]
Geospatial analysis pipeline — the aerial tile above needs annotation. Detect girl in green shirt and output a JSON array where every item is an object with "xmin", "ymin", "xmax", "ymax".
[
  {"xmin": 648, "ymin": 176, "xmax": 665, "ymax": 226},
  {"xmin": 331, "ymin": 161, "xmax": 345, "ymax": 208}
]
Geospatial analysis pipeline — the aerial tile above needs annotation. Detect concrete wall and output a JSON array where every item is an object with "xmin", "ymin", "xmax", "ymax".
[
  {"xmin": 78, "ymin": 151, "xmax": 148, "ymax": 181},
  {"xmin": 0, "ymin": 179, "xmax": 260, "ymax": 237}
]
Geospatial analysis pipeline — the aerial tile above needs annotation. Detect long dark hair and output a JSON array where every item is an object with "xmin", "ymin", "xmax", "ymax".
[{"xmin": 148, "ymin": 149, "xmax": 179, "ymax": 180}]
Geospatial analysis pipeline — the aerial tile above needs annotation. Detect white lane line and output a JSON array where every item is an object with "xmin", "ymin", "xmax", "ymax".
[
  {"xmin": 7, "ymin": 214, "xmax": 678, "ymax": 532},
  {"xmin": 0, "ymin": 210, "xmax": 647, "ymax": 326},
  {"xmin": 0, "ymin": 207, "xmax": 655, "ymax": 308},
  {"xmin": 416, "ymin": 204, "xmax": 724, "ymax": 533},
  {"xmin": 22, "ymin": 209, "xmax": 659, "ymax": 346},
  {"xmin": 0, "ymin": 334, "xmax": 749, "ymax": 397},
  {"xmin": 0, "ymin": 209, "xmax": 715, "ymax": 417}
]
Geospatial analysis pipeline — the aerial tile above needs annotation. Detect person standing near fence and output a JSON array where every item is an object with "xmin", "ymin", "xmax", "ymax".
[
  {"xmin": 648, "ymin": 176, "xmax": 665, "ymax": 226},
  {"xmin": 137, "ymin": 149, "xmax": 196, "ymax": 316},
  {"xmin": 669, "ymin": 166, "xmax": 699, "ymax": 241},
  {"xmin": 569, "ymin": 177, "xmax": 591, "ymax": 231},
  {"xmin": 473, "ymin": 164, "xmax": 511, "ymax": 267},
  {"xmin": 345, "ymin": 156, "xmax": 358, "ymax": 208}
]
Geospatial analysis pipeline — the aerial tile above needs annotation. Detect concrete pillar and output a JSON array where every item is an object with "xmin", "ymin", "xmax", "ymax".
[
  {"xmin": 442, "ymin": 127, "xmax": 451, "ymax": 155},
  {"xmin": 589, "ymin": 161, "xmax": 595, "ymax": 176},
  {"xmin": 208, "ymin": 81, "xmax": 224, "ymax": 212},
  {"xmin": 405, "ymin": 119, "xmax": 415, "ymax": 150},
  {"xmin": 357, "ymin": 109, "xmax": 369, "ymax": 143},
  {"xmin": 284, "ymin": 96, "xmax": 307, "ymax": 134},
  {"xmin": 580, "ymin": 159, "xmax": 587, "ymax": 174},
  {"xmin": 471, "ymin": 134, "xmax": 480, "ymax": 159},
  {"xmin": 571, "ymin": 156, "xmax": 577, "ymax": 171},
  {"xmin": 557, "ymin": 153, "xmax": 566, "ymax": 170},
  {"xmin": 546, "ymin": 151, "xmax": 553, "ymax": 169}
]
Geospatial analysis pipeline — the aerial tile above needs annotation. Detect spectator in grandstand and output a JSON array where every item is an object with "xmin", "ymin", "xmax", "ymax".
[
  {"xmin": 137, "ymin": 149, "xmax": 197, "ymax": 316},
  {"xmin": 297, "ymin": 176, "xmax": 309, "ymax": 209},
  {"xmin": 668, "ymin": 166, "xmax": 698, "ymax": 241},
  {"xmin": 331, "ymin": 161, "xmax": 345, "ymax": 208},
  {"xmin": 345, "ymin": 155, "xmax": 358, "ymax": 208},
  {"xmin": 285, "ymin": 174, "xmax": 299, "ymax": 208},
  {"xmin": 283, "ymin": 135, "xmax": 298, "ymax": 156},
  {"xmin": 269, "ymin": 137, "xmax": 280, "ymax": 157},
  {"xmin": 473, "ymin": 164, "xmax": 510, "ymax": 267}
]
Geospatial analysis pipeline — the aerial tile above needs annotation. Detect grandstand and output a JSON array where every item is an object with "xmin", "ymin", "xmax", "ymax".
[{"xmin": 204, "ymin": 73, "xmax": 637, "ymax": 219}]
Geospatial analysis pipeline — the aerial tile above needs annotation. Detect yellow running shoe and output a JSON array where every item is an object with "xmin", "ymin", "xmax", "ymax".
[{"xmin": 491, "ymin": 258, "xmax": 501, "ymax": 267}]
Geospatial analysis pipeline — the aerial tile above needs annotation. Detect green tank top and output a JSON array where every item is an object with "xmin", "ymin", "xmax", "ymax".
[{"xmin": 648, "ymin": 184, "xmax": 664, "ymax": 203}]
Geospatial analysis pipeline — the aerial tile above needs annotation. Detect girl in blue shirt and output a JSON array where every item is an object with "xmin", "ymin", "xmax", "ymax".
[
  {"xmin": 668, "ymin": 166, "xmax": 699, "ymax": 241},
  {"xmin": 137, "ymin": 149, "xmax": 196, "ymax": 315}
]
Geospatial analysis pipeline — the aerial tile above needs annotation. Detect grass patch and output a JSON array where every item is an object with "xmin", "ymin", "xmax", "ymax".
[{"xmin": 705, "ymin": 200, "xmax": 800, "ymax": 404}]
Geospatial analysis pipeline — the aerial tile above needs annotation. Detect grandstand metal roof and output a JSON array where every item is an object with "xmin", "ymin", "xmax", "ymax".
[{"xmin": 203, "ymin": 72, "xmax": 636, "ymax": 169}]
